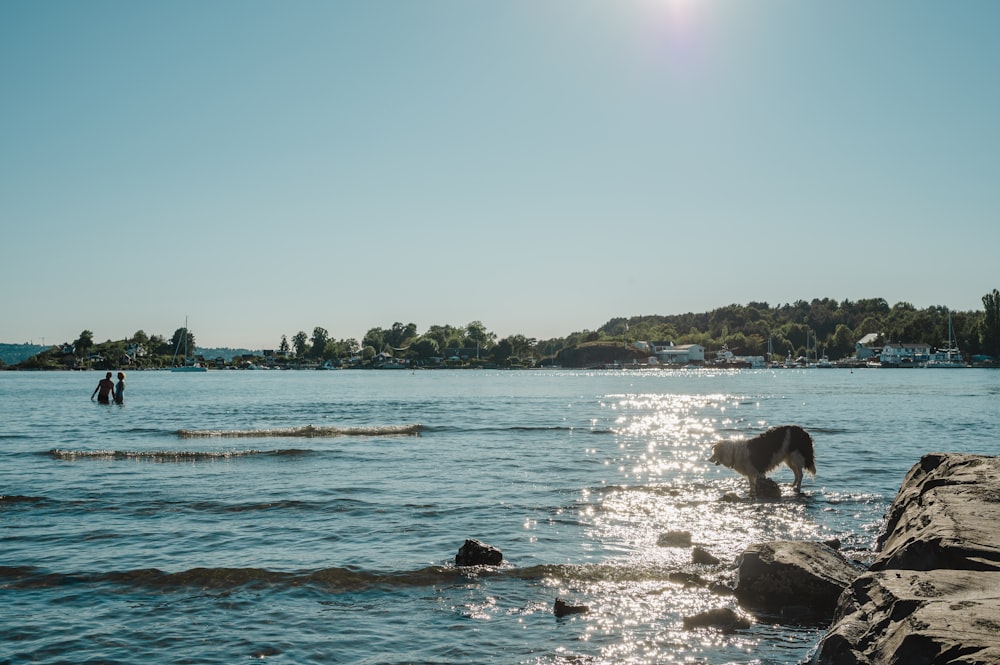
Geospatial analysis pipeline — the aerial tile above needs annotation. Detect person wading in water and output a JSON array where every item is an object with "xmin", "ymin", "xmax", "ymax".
[
  {"xmin": 91, "ymin": 372, "xmax": 115, "ymax": 404},
  {"xmin": 114, "ymin": 371, "xmax": 126, "ymax": 405}
]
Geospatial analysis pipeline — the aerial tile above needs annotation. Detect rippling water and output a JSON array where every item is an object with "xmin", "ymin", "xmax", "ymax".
[{"xmin": 2, "ymin": 368, "xmax": 998, "ymax": 664}]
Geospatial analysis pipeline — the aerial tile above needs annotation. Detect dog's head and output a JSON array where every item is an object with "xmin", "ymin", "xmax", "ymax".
[{"xmin": 709, "ymin": 441, "xmax": 729, "ymax": 467}]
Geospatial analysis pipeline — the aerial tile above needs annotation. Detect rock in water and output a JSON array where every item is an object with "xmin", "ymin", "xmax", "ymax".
[
  {"xmin": 553, "ymin": 598, "xmax": 589, "ymax": 617},
  {"xmin": 455, "ymin": 539, "xmax": 503, "ymax": 566},
  {"xmin": 682, "ymin": 607, "xmax": 751, "ymax": 632},
  {"xmin": 754, "ymin": 476, "xmax": 782, "ymax": 499},
  {"xmin": 692, "ymin": 546, "xmax": 721, "ymax": 565},
  {"xmin": 734, "ymin": 540, "xmax": 862, "ymax": 621}
]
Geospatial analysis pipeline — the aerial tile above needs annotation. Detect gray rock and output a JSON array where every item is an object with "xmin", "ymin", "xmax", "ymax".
[
  {"xmin": 454, "ymin": 539, "xmax": 503, "ymax": 567},
  {"xmin": 692, "ymin": 546, "xmax": 721, "ymax": 565},
  {"xmin": 873, "ymin": 453, "xmax": 1000, "ymax": 572},
  {"xmin": 734, "ymin": 540, "xmax": 863, "ymax": 620},
  {"xmin": 816, "ymin": 453, "xmax": 1000, "ymax": 663},
  {"xmin": 682, "ymin": 607, "xmax": 751, "ymax": 632},
  {"xmin": 816, "ymin": 569, "xmax": 1000, "ymax": 665}
]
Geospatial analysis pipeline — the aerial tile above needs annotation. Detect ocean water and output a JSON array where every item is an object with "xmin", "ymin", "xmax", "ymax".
[{"xmin": 2, "ymin": 368, "xmax": 998, "ymax": 664}]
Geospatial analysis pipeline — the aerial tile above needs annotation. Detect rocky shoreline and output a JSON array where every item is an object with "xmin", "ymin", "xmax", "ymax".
[
  {"xmin": 814, "ymin": 453, "xmax": 1000, "ymax": 664},
  {"xmin": 733, "ymin": 453, "xmax": 1000, "ymax": 663}
]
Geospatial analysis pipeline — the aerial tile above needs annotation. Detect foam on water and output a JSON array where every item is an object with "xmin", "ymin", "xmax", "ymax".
[{"xmin": 176, "ymin": 423, "xmax": 423, "ymax": 438}]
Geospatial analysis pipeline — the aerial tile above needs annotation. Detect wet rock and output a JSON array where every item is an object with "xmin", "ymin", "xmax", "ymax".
[
  {"xmin": 872, "ymin": 453, "xmax": 1000, "ymax": 572},
  {"xmin": 692, "ymin": 546, "xmax": 720, "ymax": 565},
  {"xmin": 816, "ymin": 454, "xmax": 1000, "ymax": 663},
  {"xmin": 734, "ymin": 540, "xmax": 862, "ymax": 621},
  {"xmin": 657, "ymin": 530, "xmax": 692, "ymax": 547},
  {"xmin": 816, "ymin": 569, "xmax": 1000, "ymax": 665},
  {"xmin": 455, "ymin": 539, "xmax": 503, "ymax": 567},
  {"xmin": 682, "ymin": 607, "xmax": 751, "ymax": 632},
  {"xmin": 553, "ymin": 598, "xmax": 589, "ymax": 617},
  {"xmin": 754, "ymin": 476, "xmax": 781, "ymax": 499}
]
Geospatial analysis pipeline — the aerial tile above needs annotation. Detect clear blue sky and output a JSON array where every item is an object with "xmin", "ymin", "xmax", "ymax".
[{"xmin": 3, "ymin": 1, "xmax": 998, "ymax": 349}]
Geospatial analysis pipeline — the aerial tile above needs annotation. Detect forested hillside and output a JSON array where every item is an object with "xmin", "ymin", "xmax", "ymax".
[{"xmin": 583, "ymin": 296, "xmax": 999, "ymax": 361}]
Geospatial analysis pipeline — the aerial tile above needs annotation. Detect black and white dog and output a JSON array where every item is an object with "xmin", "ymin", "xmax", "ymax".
[{"xmin": 709, "ymin": 425, "xmax": 816, "ymax": 494}]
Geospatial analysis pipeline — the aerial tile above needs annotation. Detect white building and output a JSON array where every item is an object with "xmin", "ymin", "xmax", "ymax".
[
  {"xmin": 880, "ymin": 342, "xmax": 932, "ymax": 367},
  {"xmin": 855, "ymin": 333, "xmax": 881, "ymax": 360},
  {"xmin": 650, "ymin": 341, "xmax": 705, "ymax": 365}
]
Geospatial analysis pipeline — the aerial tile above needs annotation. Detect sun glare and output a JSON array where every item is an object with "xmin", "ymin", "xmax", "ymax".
[{"xmin": 634, "ymin": 0, "xmax": 715, "ymax": 76}]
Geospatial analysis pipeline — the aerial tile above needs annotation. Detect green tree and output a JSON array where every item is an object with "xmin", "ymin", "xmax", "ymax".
[
  {"xmin": 492, "ymin": 338, "xmax": 514, "ymax": 366},
  {"xmin": 310, "ymin": 327, "xmax": 329, "ymax": 358},
  {"xmin": 464, "ymin": 321, "xmax": 496, "ymax": 350},
  {"xmin": 170, "ymin": 328, "xmax": 195, "ymax": 359},
  {"xmin": 75, "ymin": 330, "xmax": 94, "ymax": 358},
  {"xmin": 829, "ymin": 324, "xmax": 856, "ymax": 360},
  {"xmin": 279, "ymin": 335, "xmax": 290, "ymax": 356},
  {"xmin": 982, "ymin": 289, "xmax": 1000, "ymax": 357},
  {"xmin": 292, "ymin": 331, "xmax": 309, "ymax": 358},
  {"xmin": 410, "ymin": 337, "xmax": 439, "ymax": 361},
  {"xmin": 422, "ymin": 324, "xmax": 464, "ymax": 350},
  {"xmin": 362, "ymin": 328, "xmax": 386, "ymax": 353},
  {"xmin": 385, "ymin": 322, "xmax": 418, "ymax": 349}
]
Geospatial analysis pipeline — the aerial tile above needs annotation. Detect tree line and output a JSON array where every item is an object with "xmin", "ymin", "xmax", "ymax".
[
  {"xmin": 271, "ymin": 291, "xmax": 1000, "ymax": 366},
  {"xmin": 599, "ymin": 293, "xmax": 1000, "ymax": 362},
  {"xmin": 7, "ymin": 291, "xmax": 1000, "ymax": 370}
]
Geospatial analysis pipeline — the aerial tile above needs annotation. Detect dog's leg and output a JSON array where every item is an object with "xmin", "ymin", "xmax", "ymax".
[{"xmin": 791, "ymin": 465, "xmax": 803, "ymax": 492}]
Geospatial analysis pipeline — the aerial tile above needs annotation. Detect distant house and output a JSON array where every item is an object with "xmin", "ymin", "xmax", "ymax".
[
  {"xmin": 650, "ymin": 341, "xmax": 705, "ymax": 365},
  {"xmin": 855, "ymin": 333, "xmax": 881, "ymax": 360},
  {"xmin": 123, "ymin": 343, "xmax": 146, "ymax": 364},
  {"xmin": 879, "ymin": 342, "xmax": 932, "ymax": 367},
  {"xmin": 373, "ymin": 352, "xmax": 407, "ymax": 368}
]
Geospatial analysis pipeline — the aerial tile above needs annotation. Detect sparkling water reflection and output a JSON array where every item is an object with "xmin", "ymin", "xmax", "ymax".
[{"xmin": 2, "ymin": 368, "xmax": 998, "ymax": 663}]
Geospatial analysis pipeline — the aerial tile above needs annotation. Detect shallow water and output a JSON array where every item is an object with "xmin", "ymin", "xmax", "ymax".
[{"xmin": 2, "ymin": 368, "xmax": 998, "ymax": 664}]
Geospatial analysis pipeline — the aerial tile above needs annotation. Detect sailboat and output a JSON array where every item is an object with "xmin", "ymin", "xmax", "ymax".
[
  {"xmin": 171, "ymin": 317, "xmax": 207, "ymax": 372},
  {"xmin": 926, "ymin": 311, "xmax": 965, "ymax": 368}
]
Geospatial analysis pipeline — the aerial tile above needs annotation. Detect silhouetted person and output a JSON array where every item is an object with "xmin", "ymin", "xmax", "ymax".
[{"xmin": 92, "ymin": 372, "xmax": 115, "ymax": 404}]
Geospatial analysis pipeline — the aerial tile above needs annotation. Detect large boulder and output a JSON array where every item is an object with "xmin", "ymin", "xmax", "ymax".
[
  {"xmin": 872, "ymin": 453, "xmax": 1000, "ymax": 572},
  {"xmin": 816, "ymin": 569, "xmax": 1000, "ymax": 665},
  {"xmin": 817, "ymin": 453, "xmax": 1000, "ymax": 663},
  {"xmin": 734, "ymin": 540, "xmax": 862, "ymax": 621}
]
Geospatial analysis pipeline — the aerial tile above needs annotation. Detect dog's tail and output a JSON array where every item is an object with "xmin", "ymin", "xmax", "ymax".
[{"xmin": 794, "ymin": 427, "xmax": 817, "ymax": 475}]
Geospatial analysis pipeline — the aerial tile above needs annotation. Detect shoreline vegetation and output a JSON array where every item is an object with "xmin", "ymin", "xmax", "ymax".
[{"xmin": 4, "ymin": 293, "xmax": 1000, "ymax": 371}]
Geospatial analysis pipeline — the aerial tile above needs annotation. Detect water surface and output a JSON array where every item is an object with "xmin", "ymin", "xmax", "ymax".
[{"xmin": 2, "ymin": 368, "xmax": 998, "ymax": 663}]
